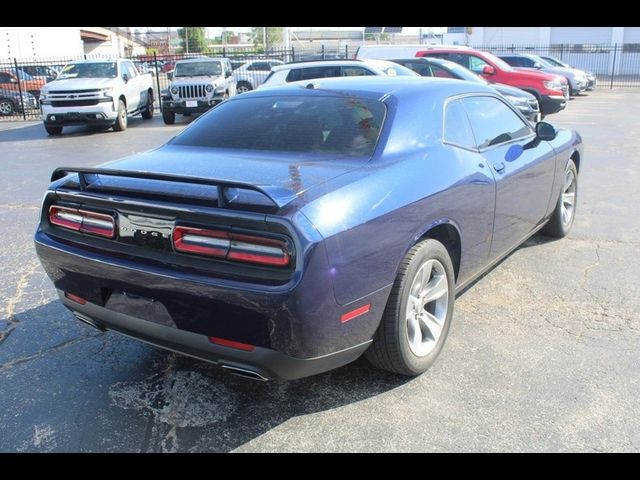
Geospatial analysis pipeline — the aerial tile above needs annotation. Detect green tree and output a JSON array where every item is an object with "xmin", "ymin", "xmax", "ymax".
[
  {"xmin": 178, "ymin": 27, "xmax": 207, "ymax": 53},
  {"xmin": 250, "ymin": 27, "xmax": 283, "ymax": 50}
]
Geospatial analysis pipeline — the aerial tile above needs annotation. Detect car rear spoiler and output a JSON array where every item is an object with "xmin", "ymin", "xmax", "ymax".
[{"xmin": 50, "ymin": 167, "xmax": 298, "ymax": 209}]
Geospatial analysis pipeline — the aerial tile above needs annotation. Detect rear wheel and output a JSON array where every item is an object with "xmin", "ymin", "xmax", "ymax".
[
  {"xmin": 113, "ymin": 99, "xmax": 127, "ymax": 131},
  {"xmin": 0, "ymin": 99, "xmax": 15, "ymax": 116},
  {"xmin": 542, "ymin": 159, "xmax": 578, "ymax": 238},
  {"xmin": 162, "ymin": 109, "xmax": 175, "ymax": 125},
  {"xmin": 141, "ymin": 91, "xmax": 154, "ymax": 119},
  {"xmin": 366, "ymin": 239, "xmax": 455, "ymax": 376},
  {"xmin": 44, "ymin": 123, "xmax": 62, "ymax": 135}
]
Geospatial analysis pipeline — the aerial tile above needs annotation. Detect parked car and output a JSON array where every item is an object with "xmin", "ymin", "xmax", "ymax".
[
  {"xmin": 498, "ymin": 53, "xmax": 588, "ymax": 96},
  {"xmin": 540, "ymin": 55, "xmax": 597, "ymax": 90},
  {"xmin": 161, "ymin": 57, "xmax": 236, "ymax": 125},
  {"xmin": 162, "ymin": 61, "xmax": 175, "ymax": 73},
  {"xmin": 415, "ymin": 47, "xmax": 569, "ymax": 116},
  {"xmin": 38, "ymin": 59, "xmax": 155, "ymax": 135},
  {"xmin": 390, "ymin": 57, "xmax": 541, "ymax": 122},
  {"xmin": 35, "ymin": 76, "xmax": 583, "ymax": 380},
  {"xmin": 0, "ymin": 87, "xmax": 38, "ymax": 116},
  {"xmin": 19, "ymin": 65, "xmax": 60, "ymax": 83},
  {"xmin": 0, "ymin": 70, "xmax": 46, "ymax": 99},
  {"xmin": 261, "ymin": 59, "xmax": 418, "ymax": 88},
  {"xmin": 233, "ymin": 59, "xmax": 285, "ymax": 93}
]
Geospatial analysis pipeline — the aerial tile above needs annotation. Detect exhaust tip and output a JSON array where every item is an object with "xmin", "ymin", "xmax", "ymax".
[
  {"xmin": 221, "ymin": 364, "xmax": 269, "ymax": 382},
  {"xmin": 73, "ymin": 312, "xmax": 106, "ymax": 332}
]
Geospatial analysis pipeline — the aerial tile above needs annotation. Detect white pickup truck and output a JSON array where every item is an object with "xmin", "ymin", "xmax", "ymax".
[{"xmin": 39, "ymin": 59, "xmax": 155, "ymax": 135}]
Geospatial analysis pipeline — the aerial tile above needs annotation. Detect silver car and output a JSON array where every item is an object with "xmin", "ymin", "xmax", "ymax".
[{"xmin": 499, "ymin": 53, "xmax": 589, "ymax": 96}]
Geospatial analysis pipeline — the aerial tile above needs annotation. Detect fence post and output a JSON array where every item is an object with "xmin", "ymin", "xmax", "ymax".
[
  {"xmin": 291, "ymin": 46, "xmax": 295, "ymax": 63},
  {"xmin": 559, "ymin": 43, "xmax": 564, "ymax": 61},
  {"xmin": 223, "ymin": 47, "xmax": 226, "ymax": 58},
  {"xmin": 610, "ymin": 43, "xmax": 618, "ymax": 90},
  {"xmin": 321, "ymin": 44, "xmax": 325, "ymax": 60},
  {"xmin": 154, "ymin": 52, "xmax": 162, "ymax": 112},
  {"xmin": 13, "ymin": 58, "xmax": 27, "ymax": 121},
  {"xmin": 345, "ymin": 44, "xmax": 349, "ymax": 59}
]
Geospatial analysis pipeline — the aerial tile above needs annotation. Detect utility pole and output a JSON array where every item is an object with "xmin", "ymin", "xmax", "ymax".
[
  {"xmin": 263, "ymin": 27, "xmax": 267, "ymax": 52},
  {"xmin": 185, "ymin": 27, "xmax": 189, "ymax": 54}
]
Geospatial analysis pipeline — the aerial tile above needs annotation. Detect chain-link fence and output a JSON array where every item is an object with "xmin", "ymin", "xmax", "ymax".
[{"xmin": 2, "ymin": 43, "xmax": 639, "ymax": 122}]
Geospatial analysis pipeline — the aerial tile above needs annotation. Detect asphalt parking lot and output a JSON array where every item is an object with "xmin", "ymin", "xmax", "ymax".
[{"xmin": 1, "ymin": 91, "xmax": 638, "ymax": 452}]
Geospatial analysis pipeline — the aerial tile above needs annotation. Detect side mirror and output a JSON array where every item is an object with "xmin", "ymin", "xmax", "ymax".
[
  {"xmin": 536, "ymin": 121, "xmax": 557, "ymax": 141},
  {"xmin": 482, "ymin": 65, "xmax": 495, "ymax": 75},
  {"xmin": 533, "ymin": 62, "xmax": 542, "ymax": 69},
  {"xmin": 122, "ymin": 73, "xmax": 129, "ymax": 83},
  {"xmin": 167, "ymin": 71, "xmax": 174, "ymax": 82},
  {"xmin": 225, "ymin": 71, "xmax": 232, "ymax": 78}
]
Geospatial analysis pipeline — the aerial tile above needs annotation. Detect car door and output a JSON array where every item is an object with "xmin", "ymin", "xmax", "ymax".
[
  {"xmin": 460, "ymin": 95, "xmax": 556, "ymax": 259},
  {"xmin": 120, "ymin": 61, "xmax": 141, "ymax": 111},
  {"xmin": 247, "ymin": 61, "xmax": 273, "ymax": 86},
  {"xmin": 223, "ymin": 60, "xmax": 236, "ymax": 96}
]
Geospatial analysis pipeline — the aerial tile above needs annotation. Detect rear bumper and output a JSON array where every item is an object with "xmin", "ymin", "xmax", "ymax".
[
  {"xmin": 61, "ymin": 292, "xmax": 371, "ymax": 380},
  {"xmin": 35, "ymin": 226, "xmax": 389, "ymax": 378}
]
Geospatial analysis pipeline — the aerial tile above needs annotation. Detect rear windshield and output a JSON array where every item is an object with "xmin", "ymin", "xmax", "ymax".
[{"xmin": 171, "ymin": 95, "xmax": 386, "ymax": 158}]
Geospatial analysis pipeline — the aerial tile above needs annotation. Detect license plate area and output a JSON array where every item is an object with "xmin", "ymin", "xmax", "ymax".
[
  {"xmin": 185, "ymin": 100, "xmax": 198, "ymax": 108},
  {"xmin": 105, "ymin": 291, "xmax": 176, "ymax": 327}
]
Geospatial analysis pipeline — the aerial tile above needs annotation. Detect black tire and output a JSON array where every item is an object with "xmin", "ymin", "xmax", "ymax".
[
  {"xmin": 365, "ymin": 239, "xmax": 455, "ymax": 376},
  {"xmin": 44, "ymin": 123, "xmax": 63, "ymax": 135},
  {"xmin": 162, "ymin": 108, "xmax": 175, "ymax": 125},
  {"xmin": 236, "ymin": 81, "xmax": 252, "ymax": 94},
  {"xmin": 542, "ymin": 159, "xmax": 578, "ymax": 238},
  {"xmin": 141, "ymin": 91, "xmax": 154, "ymax": 119},
  {"xmin": 113, "ymin": 99, "xmax": 128, "ymax": 131},
  {"xmin": 0, "ymin": 98, "xmax": 15, "ymax": 116}
]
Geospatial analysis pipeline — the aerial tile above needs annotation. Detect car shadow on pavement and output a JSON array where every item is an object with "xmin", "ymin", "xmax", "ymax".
[{"xmin": 0, "ymin": 300, "xmax": 411, "ymax": 452}]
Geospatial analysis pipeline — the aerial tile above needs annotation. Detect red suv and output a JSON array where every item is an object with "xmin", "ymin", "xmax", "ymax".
[{"xmin": 416, "ymin": 47, "xmax": 569, "ymax": 117}]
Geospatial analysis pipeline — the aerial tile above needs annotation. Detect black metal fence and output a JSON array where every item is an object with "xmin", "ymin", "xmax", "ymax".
[{"xmin": 2, "ymin": 43, "xmax": 639, "ymax": 122}]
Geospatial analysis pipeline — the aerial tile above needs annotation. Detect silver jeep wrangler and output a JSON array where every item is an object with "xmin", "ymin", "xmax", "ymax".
[{"xmin": 162, "ymin": 57, "xmax": 236, "ymax": 124}]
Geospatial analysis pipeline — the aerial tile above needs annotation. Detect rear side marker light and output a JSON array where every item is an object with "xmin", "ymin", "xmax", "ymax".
[
  {"xmin": 173, "ymin": 225, "xmax": 290, "ymax": 267},
  {"xmin": 49, "ymin": 205, "xmax": 115, "ymax": 238},
  {"xmin": 340, "ymin": 304, "xmax": 371, "ymax": 323},
  {"xmin": 209, "ymin": 337, "xmax": 255, "ymax": 352},
  {"xmin": 64, "ymin": 292, "xmax": 87, "ymax": 305}
]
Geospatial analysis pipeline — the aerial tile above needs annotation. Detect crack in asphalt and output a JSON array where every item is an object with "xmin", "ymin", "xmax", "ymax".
[
  {"xmin": 0, "ymin": 333, "xmax": 98, "ymax": 374},
  {"xmin": 0, "ymin": 261, "xmax": 40, "ymax": 345}
]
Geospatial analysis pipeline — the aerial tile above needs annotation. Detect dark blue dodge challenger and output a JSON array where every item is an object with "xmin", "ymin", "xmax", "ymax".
[{"xmin": 35, "ymin": 77, "xmax": 583, "ymax": 380}]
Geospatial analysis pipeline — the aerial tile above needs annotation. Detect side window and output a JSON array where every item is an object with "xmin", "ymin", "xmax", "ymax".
[
  {"xmin": 123, "ymin": 61, "xmax": 137, "ymax": 78},
  {"xmin": 250, "ymin": 62, "xmax": 272, "ymax": 71},
  {"xmin": 341, "ymin": 66, "xmax": 375, "ymax": 77},
  {"xmin": 426, "ymin": 52, "xmax": 449, "ymax": 61},
  {"xmin": 0, "ymin": 72, "xmax": 13, "ymax": 83},
  {"xmin": 404, "ymin": 62, "xmax": 432, "ymax": 76},
  {"xmin": 461, "ymin": 96, "xmax": 532, "ymax": 149},
  {"xmin": 468, "ymin": 55, "xmax": 490, "ymax": 74},
  {"xmin": 447, "ymin": 53, "xmax": 469, "ymax": 69},
  {"xmin": 430, "ymin": 64, "xmax": 456, "ymax": 79},
  {"xmin": 295, "ymin": 66, "xmax": 341, "ymax": 81},
  {"xmin": 443, "ymin": 99, "xmax": 476, "ymax": 149}
]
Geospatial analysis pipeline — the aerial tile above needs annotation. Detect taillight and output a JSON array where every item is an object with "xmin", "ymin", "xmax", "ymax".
[
  {"xmin": 173, "ymin": 225, "xmax": 290, "ymax": 267},
  {"xmin": 49, "ymin": 205, "xmax": 115, "ymax": 238}
]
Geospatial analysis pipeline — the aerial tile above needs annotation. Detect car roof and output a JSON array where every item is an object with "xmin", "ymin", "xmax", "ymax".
[
  {"xmin": 239, "ymin": 75, "xmax": 495, "ymax": 101},
  {"xmin": 66, "ymin": 59, "xmax": 120, "ymax": 64},
  {"xmin": 273, "ymin": 59, "xmax": 405, "ymax": 71}
]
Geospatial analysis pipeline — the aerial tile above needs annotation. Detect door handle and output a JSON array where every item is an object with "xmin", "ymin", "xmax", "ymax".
[{"xmin": 493, "ymin": 162, "xmax": 506, "ymax": 173}]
